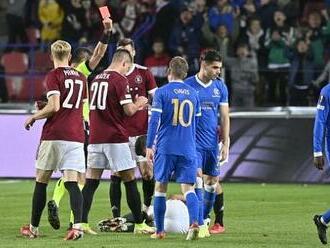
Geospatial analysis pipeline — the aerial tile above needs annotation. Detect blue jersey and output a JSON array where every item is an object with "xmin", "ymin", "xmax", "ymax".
[
  {"xmin": 314, "ymin": 84, "xmax": 330, "ymax": 157},
  {"xmin": 185, "ymin": 75, "xmax": 228, "ymax": 150},
  {"xmin": 147, "ymin": 81, "xmax": 201, "ymax": 156}
]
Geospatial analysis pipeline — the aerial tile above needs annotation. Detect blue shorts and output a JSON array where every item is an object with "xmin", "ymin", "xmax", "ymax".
[
  {"xmin": 196, "ymin": 148, "xmax": 220, "ymax": 177},
  {"xmin": 154, "ymin": 152, "xmax": 197, "ymax": 184}
]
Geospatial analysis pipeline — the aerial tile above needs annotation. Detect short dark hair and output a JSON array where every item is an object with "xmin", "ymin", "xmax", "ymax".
[
  {"xmin": 168, "ymin": 56, "xmax": 188, "ymax": 80},
  {"xmin": 71, "ymin": 47, "xmax": 92, "ymax": 64},
  {"xmin": 112, "ymin": 48, "xmax": 133, "ymax": 63},
  {"xmin": 200, "ymin": 49, "xmax": 222, "ymax": 63},
  {"xmin": 117, "ymin": 38, "xmax": 135, "ymax": 49},
  {"xmin": 135, "ymin": 135, "xmax": 146, "ymax": 157}
]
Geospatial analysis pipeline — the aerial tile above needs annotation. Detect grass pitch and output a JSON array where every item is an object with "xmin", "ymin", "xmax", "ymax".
[{"xmin": 0, "ymin": 180, "xmax": 328, "ymax": 247}]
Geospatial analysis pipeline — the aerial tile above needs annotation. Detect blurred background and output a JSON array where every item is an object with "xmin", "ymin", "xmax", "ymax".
[{"xmin": 1, "ymin": 0, "xmax": 329, "ymax": 183}]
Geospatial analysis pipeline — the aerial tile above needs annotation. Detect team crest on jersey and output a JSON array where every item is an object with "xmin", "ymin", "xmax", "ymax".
[
  {"xmin": 135, "ymin": 75, "xmax": 143, "ymax": 84},
  {"xmin": 212, "ymin": 88, "xmax": 220, "ymax": 97}
]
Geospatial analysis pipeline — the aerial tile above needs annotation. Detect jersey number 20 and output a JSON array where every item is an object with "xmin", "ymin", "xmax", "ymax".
[
  {"xmin": 90, "ymin": 82, "xmax": 109, "ymax": 110},
  {"xmin": 171, "ymin": 99, "xmax": 193, "ymax": 127}
]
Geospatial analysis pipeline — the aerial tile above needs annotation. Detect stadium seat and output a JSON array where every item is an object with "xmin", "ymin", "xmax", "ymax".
[
  {"xmin": 5, "ymin": 75, "xmax": 46, "ymax": 102},
  {"xmin": 33, "ymin": 50, "xmax": 52, "ymax": 72},
  {"xmin": 1, "ymin": 52, "xmax": 28, "ymax": 74}
]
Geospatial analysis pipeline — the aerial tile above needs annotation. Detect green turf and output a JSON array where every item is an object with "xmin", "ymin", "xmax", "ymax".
[{"xmin": 0, "ymin": 180, "xmax": 328, "ymax": 247}]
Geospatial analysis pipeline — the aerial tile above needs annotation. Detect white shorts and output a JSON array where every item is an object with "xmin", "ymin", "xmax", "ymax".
[
  {"xmin": 129, "ymin": 136, "xmax": 147, "ymax": 163},
  {"xmin": 36, "ymin": 140, "xmax": 85, "ymax": 173},
  {"xmin": 87, "ymin": 143, "xmax": 136, "ymax": 172}
]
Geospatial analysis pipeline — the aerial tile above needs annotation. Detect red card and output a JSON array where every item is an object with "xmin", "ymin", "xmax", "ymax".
[{"xmin": 99, "ymin": 6, "xmax": 111, "ymax": 19}]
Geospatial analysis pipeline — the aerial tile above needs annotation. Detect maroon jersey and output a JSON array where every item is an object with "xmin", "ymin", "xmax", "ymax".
[
  {"xmin": 125, "ymin": 64, "xmax": 157, "ymax": 136},
  {"xmin": 89, "ymin": 70, "xmax": 132, "ymax": 144},
  {"xmin": 41, "ymin": 67, "xmax": 87, "ymax": 142}
]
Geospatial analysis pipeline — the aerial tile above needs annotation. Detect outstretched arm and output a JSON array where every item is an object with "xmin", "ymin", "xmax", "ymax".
[{"xmin": 88, "ymin": 18, "xmax": 113, "ymax": 70}]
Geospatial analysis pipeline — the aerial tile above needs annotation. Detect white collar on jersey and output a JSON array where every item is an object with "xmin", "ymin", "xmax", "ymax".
[
  {"xmin": 169, "ymin": 80, "xmax": 184, "ymax": 83},
  {"xmin": 126, "ymin": 63, "xmax": 136, "ymax": 76},
  {"xmin": 195, "ymin": 74, "xmax": 212, "ymax": 88}
]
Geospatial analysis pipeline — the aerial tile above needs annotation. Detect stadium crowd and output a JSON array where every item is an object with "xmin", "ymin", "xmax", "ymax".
[{"xmin": 1, "ymin": 0, "xmax": 330, "ymax": 106}]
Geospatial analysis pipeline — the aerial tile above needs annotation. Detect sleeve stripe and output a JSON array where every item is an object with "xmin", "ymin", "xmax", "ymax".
[
  {"xmin": 47, "ymin": 90, "xmax": 60, "ymax": 98},
  {"xmin": 314, "ymin": 152, "xmax": 323, "ymax": 157},
  {"xmin": 148, "ymin": 88, "xmax": 157, "ymax": 94},
  {"xmin": 151, "ymin": 108, "xmax": 162, "ymax": 113},
  {"xmin": 220, "ymin": 102, "xmax": 229, "ymax": 106},
  {"xmin": 120, "ymin": 99, "xmax": 133, "ymax": 105},
  {"xmin": 125, "ymin": 94, "xmax": 132, "ymax": 98},
  {"xmin": 196, "ymin": 112, "xmax": 202, "ymax": 116}
]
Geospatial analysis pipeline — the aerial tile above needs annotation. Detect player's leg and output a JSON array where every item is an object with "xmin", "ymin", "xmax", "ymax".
[
  {"xmin": 134, "ymin": 135, "xmax": 155, "ymax": 215},
  {"xmin": 109, "ymin": 143, "xmax": 154, "ymax": 234},
  {"xmin": 139, "ymin": 160, "xmax": 155, "ymax": 214},
  {"xmin": 81, "ymin": 168, "xmax": 103, "ymax": 231},
  {"xmin": 210, "ymin": 181, "xmax": 225, "ymax": 234},
  {"xmin": 62, "ymin": 170, "xmax": 84, "ymax": 240},
  {"xmin": 81, "ymin": 143, "xmax": 106, "ymax": 234},
  {"xmin": 151, "ymin": 181, "xmax": 167, "ymax": 239},
  {"xmin": 202, "ymin": 149, "xmax": 220, "ymax": 220},
  {"xmin": 69, "ymin": 172, "xmax": 85, "ymax": 229},
  {"xmin": 47, "ymin": 178, "xmax": 64, "ymax": 230},
  {"xmin": 50, "ymin": 178, "xmax": 66, "ymax": 208},
  {"xmin": 314, "ymin": 213, "xmax": 328, "ymax": 244},
  {"xmin": 21, "ymin": 169, "xmax": 53, "ymax": 238},
  {"xmin": 109, "ymin": 171, "xmax": 122, "ymax": 218},
  {"xmin": 176, "ymin": 155, "xmax": 199, "ymax": 240}
]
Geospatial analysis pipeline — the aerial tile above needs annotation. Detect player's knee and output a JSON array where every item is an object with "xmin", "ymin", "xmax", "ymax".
[
  {"xmin": 141, "ymin": 170, "xmax": 153, "ymax": 180},
  {"xmin": 119, "ymin": 169, "xmax": 135, "ymax": 182},
  {"xmin": 204, "ymin": 183, "xmax": 217, "ymax": 193},
  {"xmin": 195, "ymin": 176, "xmax": 203, "ymax": 189}
]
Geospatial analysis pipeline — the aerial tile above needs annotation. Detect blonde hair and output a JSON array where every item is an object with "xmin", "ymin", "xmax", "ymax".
[
  {"xmin": 51, "ymin": 40, "xmax": 71, "ymax": 61},
  {"xmin": 169, "ymin": 56, "xmax": 189, "ymax": 80}
]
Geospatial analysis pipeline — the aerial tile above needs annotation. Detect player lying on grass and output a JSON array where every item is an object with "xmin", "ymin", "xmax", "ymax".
[{"xmin": 97, "ymin": 194, "xmax": 190, "ymax": 234}]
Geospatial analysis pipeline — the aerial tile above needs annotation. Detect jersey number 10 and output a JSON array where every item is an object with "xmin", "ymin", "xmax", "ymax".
[{"xmin": 171, "ymin": 99, "xmax": 193, "ymax": 127}]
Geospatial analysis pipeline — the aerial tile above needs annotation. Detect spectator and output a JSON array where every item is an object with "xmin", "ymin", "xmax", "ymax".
[
  {"xmin": 38, "ymin": 0, "xmax": 64, "ymax": 43},
  {"xmin": 224, "ymin": 43, "xmax": 258, "ymax": 107},
  {"xmin": 208, "ymin": 0, "xmax": 237, "ymax": 34},
  {"xmin": 168, "ymin": 6, "xmax": 201, "ymax": 75},
  {"xmin": 57, "ymin": 0, "xmax": 88, "ymax": 45},
  {"xmin": 5, "ymin": 0, "xmax": 28, "ymax": 50},
  {"xmin": 256, "ymin": 0, "xmax": 278, "ymax": 30},
  {"xmin": 238, "ymin": 17, "xmax": 265, "ymax": 66},
  {"xmin": 288, "ymin": 39, "xmax": 314, "ymax": 106},
  {"xmin": 265, "ymin": 28, "xmax": 290, "ymax": 105},
  {"xmin": 264, "ymin": 10, "xmax": 296, "ymax": 48},
  {"xmin": 305, "ymin": 11, "xmax": 330, "ymax": 78},
  {"xmin": 144, "ymin": 39, "xmax": 171, "ymax": 87},
  {"xmin": 202, "ymin": 22, "xmax": 233, "ymax": 58}
]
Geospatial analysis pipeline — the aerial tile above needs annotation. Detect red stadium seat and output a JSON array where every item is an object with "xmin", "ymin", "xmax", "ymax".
[
  {"xmin": 33, "ymin": 50, "xmax": 53, "ymax": 72},
  {"xmin": 1, "ymin": 52, "xmax": 28, "ymax": 74},
  {"xmin": 5, "ymin": 75, "xmax": 46, "ymax": 102}
]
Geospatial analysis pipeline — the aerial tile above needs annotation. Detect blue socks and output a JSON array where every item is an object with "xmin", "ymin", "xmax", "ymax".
[
  {"xmin": 322, "ymin": 209, "xmax": 330, "ymax": 224},
  {"xmin": 153, "ymin": 192, "xmax": 166, "ymax": 233},
  {"xmin": 195, "ymin": 177, "xmax": 204, "ymax": 225},
  {"xmin": 203, "ymin": 184, "xmax": 216, "ymax": 219},
  {"xmin": 185, "ymin": 191, "xmax": 199, "ymax": 225}
]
